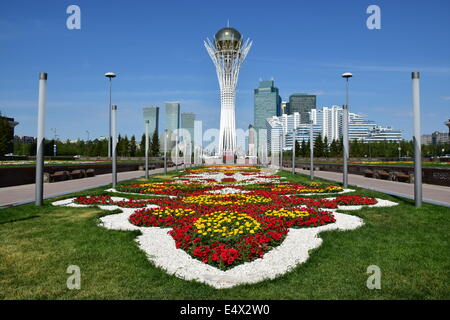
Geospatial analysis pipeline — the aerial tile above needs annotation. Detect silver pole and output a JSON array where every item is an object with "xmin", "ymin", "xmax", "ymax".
[
  {"xmin": 35, "ymin": 72, "xmax": 47, "ymax": 206},
  {"xmin": 164, "ymin": 129, "xmax": 168, "ymax": 174},
  {"xmin": 280, "ymin": 132, "xmax": 283, "ymax": 169},
  {"xmin": 412, "ymin": 72, "xmax": 422, "ymax": 207},
  {"xmin": 111, "ymin": 105, "xmax": 117, "ymax": 188},
  {"xmin": 343, "ymin": 104, "xmax": 349, "ymax": 188},
  {"xmin": 175, "ymin": 130, "xmax": 178, "ymax": 171},
  {"xmin": 108, "ymin": 78, "xmax": 112, "ymax": 158},
  {"xmin": 183, "ymin": 140, "xmax": 186, "ymax": 170},
  {"xmin": 292, "ymin": 130, "xmax": 296, "ymax": 174},
  {"xmin": 145, "ymin": 120, "xmax": 149, "ymax": 179},
  {"xmin": 310, "ymin": 121, "xmax": 314, "ymax": 180}
]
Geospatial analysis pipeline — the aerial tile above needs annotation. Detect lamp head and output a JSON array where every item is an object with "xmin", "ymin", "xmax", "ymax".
[
  {"xmin": 105, "ymin": 72, "xmax": 116, "ymax": 79},
  {"xmin": 342, "ymin": 72, "xmax": 353, "ymax": 79}
]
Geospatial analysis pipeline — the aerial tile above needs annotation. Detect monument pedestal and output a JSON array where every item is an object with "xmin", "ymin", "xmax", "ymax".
[{"xmin": 225, "ymin": 152, "xmax": 235, "ymax": 164}]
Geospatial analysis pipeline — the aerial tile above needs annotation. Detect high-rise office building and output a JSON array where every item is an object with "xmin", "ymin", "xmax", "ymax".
[
  {"xmin": 143, "ymin": 106, "xmax": 159, "ymax": 136},
  {"xmin": 181, "ymin": 112, "xmax": 195, "ymax": 152},
  {"xmin": 288, "ymin": 93, "xmax": 316, "ymax": 123},
  {"xmin": 364, "ymin": 127, "xmax": 403, "ymax": 142},
  {"xmin": 165, "ymin": 102, "xmax": 180, "ymax": 149},
  {"xmin": 421, "ymin": 131, "xmax": 449, "ymax": 145},
  {"xmin": 266, "ymin": 114, "xmax": 320, "ymax": 152},
  {"xmin": 254, "ymin": 80, "xmax": 281, "ymax": 133},
  {"xmin": 281, "ymin": 101, "xmax": 289, "ymax": 115},
  {"xmin": 247, "ymin": 124, "xmax": 257, "ymax": 156},
  {"xmin": 311, "ymin": 105, "xmax": 343, "ymax": 142}
]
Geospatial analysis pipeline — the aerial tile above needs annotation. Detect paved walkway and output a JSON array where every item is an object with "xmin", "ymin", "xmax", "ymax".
[
  {"xmin": 2, "ymin": 165, "xmax": 449, "ymax": 208},
  {"xmin": 286, "ymin": 167, "xmax": 450, "ymax": 207},
  {"xmin": 0, "ymin": 167, "xmax": 179, "ymax": 208}
]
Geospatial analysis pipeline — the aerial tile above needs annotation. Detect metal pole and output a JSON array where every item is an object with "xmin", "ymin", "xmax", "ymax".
[
  {"xmin": 183, "ymin": 140, "xmax": 187, "ymax": 170},
  {"xmin": 175, "ymin": 130, "xmax": 178, "ymax": 171},
  {"xmin": 111, "ymin": 105, "xmax": 117, "ymax": 188},
  {"xmin": 108, "ymin": 78, "xmax": 112, "ymax": 158},
  {"xmin": 145, "ymin": 120, "xmax": 149, "ymax": 179},
  {"xmin": 35, "ymin": 72, "xmax": 47, "ymax": 206},
  {"xmin": 292, "ymin": 130, "xmax": 296, "ymax": 174},
  {"xmin": 310, "ymin": 122, "xmax": 314, "ymax": 180},
  {"xmin": 412, "ymin": 72, "xmax": 422, "ymax": 207},
  {"xmin": 164, "ymin": 129, "xmax": 168, "ymax": 174},
  {"xmin": 280, "ymin": 132, "xmax": 283, "ymax": 169},
  {"xmin": 343, "ymin": 104, "xmax": 349, "ymax": 188}
]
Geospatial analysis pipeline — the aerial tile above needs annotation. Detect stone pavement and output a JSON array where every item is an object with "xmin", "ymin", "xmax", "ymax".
[
  {"xmin": 1, "ymin": 165, "xmax": 449, "ymax": 208},
  {"xmin": 286, "ymin": 167, "xmax": 450, "ymax": 207},
  {"xmin": 0, "ymin": 167, "xmax": 179, "ymax": 208}
]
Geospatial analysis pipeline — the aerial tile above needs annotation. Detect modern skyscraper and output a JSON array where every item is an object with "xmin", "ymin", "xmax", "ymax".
[
  {"xmin": 254, "ymin": 80, "xmax": 282, "ymax": 132},
  {"xmin": 165, "ymin": 102, "xmax": 180, "ymax": 149},
  {"xmin": 205, "ymin": 26, "xmax": 252, "ymax": 156},
  {"xmin": 247, "ymin": 124, "xmax": 257, "ymax": 157},
  {"xmin": 181, "ymin": 112, "xmax": 195, "ymax": 152},
  {"xmin": 143, "ymin": 106, "xmax": 159, "ymax": 135},
  {"xmin": 288, "ymin": 93, "xmax": 316, "ymax": 123},
  {"xmin": 281, "ymin": 101, "xmax": 289, "ymax": 115}
]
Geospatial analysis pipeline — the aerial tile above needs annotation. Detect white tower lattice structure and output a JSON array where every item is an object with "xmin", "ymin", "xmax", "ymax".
[{"xmin": 205, "ymin": 26, "xmax": 252, "ymax": 156}]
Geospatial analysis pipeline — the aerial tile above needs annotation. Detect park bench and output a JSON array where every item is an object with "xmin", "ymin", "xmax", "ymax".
[
  {"xmin": 50, "ymin": 171, "xmax": 70, "ymax": 182},
  {"xmin": 374, "ymin": 170, "xmax": 391, "ymax": 180},
  {"xmin": 70, "ymin": 169, "xmax": 85, "ymax": 179},
  {"xmin": 85, "ymin": 168, "xmax": 95, "ymax": 177},
  {"xmin": 364, "ymin": 169, "xmax": 375, "ymax": 177},
  {"xmin": 393, "ymin": 171, "xmax": 412, "ymax": 183}
]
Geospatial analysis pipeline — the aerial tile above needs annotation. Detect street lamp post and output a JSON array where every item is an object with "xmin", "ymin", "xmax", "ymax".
[
  {"xmin": 164, "ymin": 129, "xmax": 168, "ymax": 174},
  {"xmin": 292, "ymin": 129, "xmax": 296, "ymax": 174},
  {"xmin": 35, "ymin": 72, "xmax": 47, "ymax": 206},
  {"xmin": 309, "ymin": 120, "xmax": 314, "ymax": 180},
  {"xmin": 412, "ymin": 72, "xmax": 422, "ymax": 207},
  {"xmin": 145, "ymin": 120, "xmax": 149, "ymax": 179},
  {"xmin": 342, "ymin": 72, "xmax": 353, "ymax": 188},
  {"xmin": 105, "ymin": 72, "xmax": 116, "ymax": 158},
  {"xmin": 111, "ymin": 105, "xmax": 118, "ymax": 188},
  {"xmin": 280, "ymin": 131, "xmax": 284, "ymax": 170},
  {"xmin": 175, "ymin": 130, "xmax": 179, "ymax": 171}
]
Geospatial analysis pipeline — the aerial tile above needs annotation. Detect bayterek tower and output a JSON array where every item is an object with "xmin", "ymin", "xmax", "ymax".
[{"xmin": 205, "ymin": 26, "xmax": 252, "ymax": 156}]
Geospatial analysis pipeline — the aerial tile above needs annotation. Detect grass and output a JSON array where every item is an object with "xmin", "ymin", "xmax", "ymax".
[{"xmin": 0, "ymin": 169, "xmax": 449, "ymax": 299}]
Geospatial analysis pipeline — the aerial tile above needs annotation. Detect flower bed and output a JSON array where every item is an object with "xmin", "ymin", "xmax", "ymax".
[
  {"xmin": 53, "ymin": 165, "xmax": 399, "ymax": 287},
  {"xmin": 74, "ymin": 195, "xmax": 153, "ymax": 208},
  {"xmin": 115, "ymin": 182, "xmax": 219, "ymax": 195}
]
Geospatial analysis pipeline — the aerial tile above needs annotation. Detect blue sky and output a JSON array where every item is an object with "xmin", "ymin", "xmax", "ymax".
[{"xmin": 0, "ymin": 0, "xmax": 449, "ymax": 142}]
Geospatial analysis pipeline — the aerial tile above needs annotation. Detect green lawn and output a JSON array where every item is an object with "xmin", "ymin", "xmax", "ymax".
[{"xmin": 0, "ymin": 170, "xmax": 449, "ymax": 299}]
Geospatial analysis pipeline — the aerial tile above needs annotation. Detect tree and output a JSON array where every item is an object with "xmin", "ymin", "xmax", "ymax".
[
  {"xmin": 300, "ymin": 139, "xmax": 307, "ymax": 157},
  {"xmin": 150, "ymin": 130, "xmax": 160, "ymax": 156},
  {"xmin": 294, "ymin": 140, "xmax": 301, "ymax": 157},
  {"xmin": 139, "ymin": 133, "xmax": 146, "ymax": 157},
  {"xmin": 314, "ymin": 133, "xmax": 324, "ymax": 157},
  {"xmin": 0, "ymin": 117, "xmax": 11, "ymax": 156},
  {"xmin": 121, "ymin": 135, "xmax": 130, "ymax": 156},
  {"xmin": 323, "ymin": 136, "xmax": 329, "ymax": 157},
  {"xmin": 129, "ymin": 135, "xmax": 137, "ymax": 157},
  {"xmin": 329, "ymin": 139, "xmax": 340, "ymax": 157}
]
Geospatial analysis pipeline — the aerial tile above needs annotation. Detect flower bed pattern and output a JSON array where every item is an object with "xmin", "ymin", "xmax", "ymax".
[{"xmin": 52, "ymin": 166, "xmax": 399, "ymax": 288}]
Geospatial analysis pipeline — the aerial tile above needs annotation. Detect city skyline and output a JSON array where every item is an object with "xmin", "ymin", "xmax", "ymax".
[{"xmin": 0, "ymin": 0, "xmax": 449, "ymax": 142}]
